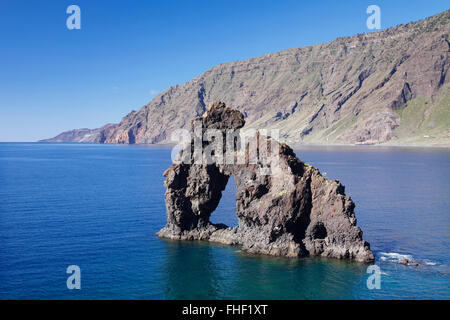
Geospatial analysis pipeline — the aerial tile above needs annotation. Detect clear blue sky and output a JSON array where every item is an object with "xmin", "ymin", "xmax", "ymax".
[{"xmin": 0, "ymin": 0, "xmax": 448, "ymax": 141}]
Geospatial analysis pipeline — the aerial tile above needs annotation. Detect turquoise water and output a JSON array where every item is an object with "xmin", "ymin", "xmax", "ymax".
[{"xmin": 0, "ymin": 143, "xmax": 449, "ymax": 299}]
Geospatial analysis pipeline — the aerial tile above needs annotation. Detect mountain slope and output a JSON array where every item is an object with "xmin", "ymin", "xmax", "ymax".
[
  {"xmin": 40, "ymin": 124, "xmax": 117, "ymax": 143},
  {"xmin": 44, "ymin": 10, "xmax": 450, "ymax": 146}
]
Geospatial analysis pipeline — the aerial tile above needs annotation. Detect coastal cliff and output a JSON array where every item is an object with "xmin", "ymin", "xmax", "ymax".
[{"xmin": 43, "ymin": 10, "xmax": 450, "ymax": 146}]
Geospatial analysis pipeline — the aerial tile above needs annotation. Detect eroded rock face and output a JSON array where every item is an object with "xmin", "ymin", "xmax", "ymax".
[
  {"xmin": 44, "ymin": 11, "xmax": 450, "ymax": 147},
  {"xmin": 158, "ymin": 102, "xmax": 374, "ymax": 262}
]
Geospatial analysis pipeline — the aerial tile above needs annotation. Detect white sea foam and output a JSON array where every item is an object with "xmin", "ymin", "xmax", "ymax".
[
  {"xmin": 379, "ymin": 252, "xmax": 439, "ymax": 266},
  {"xmin": 379, "ymin": 252, "xmax": 413, "ymax": 262}
]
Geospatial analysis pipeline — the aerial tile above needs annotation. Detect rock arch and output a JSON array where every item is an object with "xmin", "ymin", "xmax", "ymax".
[{"xmin": 158, "ymin": 102, "xmax": 374, "ymax": 262}]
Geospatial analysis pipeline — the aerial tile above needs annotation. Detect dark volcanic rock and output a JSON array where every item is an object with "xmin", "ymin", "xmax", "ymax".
[{"xmin": 157, "ymin": 102, "xmax": 374, "ymax": 262}]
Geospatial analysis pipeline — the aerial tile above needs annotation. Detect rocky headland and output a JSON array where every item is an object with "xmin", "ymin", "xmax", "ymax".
[{"xmin": 40, "ymin": 123, "xmax": 118, "ymax": 143}]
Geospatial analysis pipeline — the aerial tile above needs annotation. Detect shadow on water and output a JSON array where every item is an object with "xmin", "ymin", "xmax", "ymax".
[{"xmin": 161, "ymin": 239, "xmax": 367, "ymax": 299}]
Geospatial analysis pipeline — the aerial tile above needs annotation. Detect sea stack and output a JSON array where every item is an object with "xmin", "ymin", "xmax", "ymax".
[{"xmin": 158, "ymin": 102, "xmax": 374, "ymax": 262}]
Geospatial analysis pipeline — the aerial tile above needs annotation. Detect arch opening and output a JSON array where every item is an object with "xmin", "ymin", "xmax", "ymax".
[{"xmin": 209, "ymin": 176, "xmax": 238, "ymax": 227}]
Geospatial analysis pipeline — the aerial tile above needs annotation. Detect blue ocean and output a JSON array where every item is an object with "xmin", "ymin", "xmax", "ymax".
[{"xmin": 0, "ymin": 143, "xmax": 449, "ymax": 299}]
